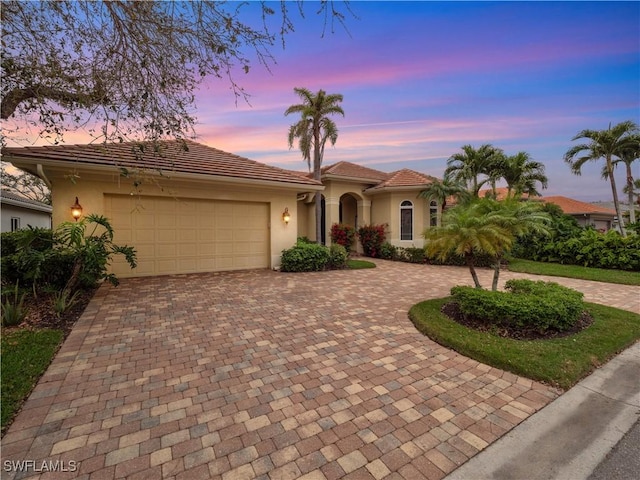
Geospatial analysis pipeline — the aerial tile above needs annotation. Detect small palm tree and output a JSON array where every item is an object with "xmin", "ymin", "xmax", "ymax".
[
  {"xmin": 424, "ymin": 198, "xmax": 550, "ymax": 290},
  {"xmin": 423, "ymin": 200, "xmax": 512, "ymax": 289},
  {"xmin": 564, "ymin": 120, "xmax": 639, "ymax": 236},
  {"xmin": 501, "ymin": 151, "xmax": 548, "ymax": 199},
  {"xmin": 445, "ymin": 144, "xmax": 503, "ymax": 197},
  {"xmin": 418, "ymin": 178, "xmax": 471, "ymax": 212},
  {"xmin": 285, "ymin": 87, "xmax": 344, "ymax": 243}
]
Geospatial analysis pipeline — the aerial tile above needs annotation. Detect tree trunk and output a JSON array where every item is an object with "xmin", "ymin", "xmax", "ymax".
[
  {"xmin": 491, "ymin": 261, "xmax": 500, "ymax": 291},
  {"xmin": 313, "ymin": 126, "xmax": 322, "ymax": 244},
  {"xmin": 626, "ymin": 162, "xmax": 636, "ymax": 224},
  {"xmin": 606, "ymin": 155, "xmax": 626, "ymax": 236},
  {"xmin": 465, "ymin": 254, "xmax": 482, "ymax": 289}
]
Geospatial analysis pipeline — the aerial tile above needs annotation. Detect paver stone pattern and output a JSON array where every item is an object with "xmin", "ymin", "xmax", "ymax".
[{"xmin": 2, "ymin": 260, "xmax": 638, "ymax": 480}]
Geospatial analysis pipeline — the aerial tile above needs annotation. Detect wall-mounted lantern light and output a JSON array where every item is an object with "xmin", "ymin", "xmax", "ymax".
[
  {"xmin": 71, "ymin": 197, "xmax": 83, "ymax": 221},
  {"xmin": 282, "ymin": 207, "xmax": 291, "ymax": 225}
]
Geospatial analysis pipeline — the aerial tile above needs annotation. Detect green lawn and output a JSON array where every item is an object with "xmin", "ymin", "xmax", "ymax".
[
  {"xmin": 508, "ymin": 258, "xmax": 640, "ymax": 286},
  {"xmin": 1, "ymin": 329, "xmax": 64, "ymax": 432},
  {"xmin": 347, "ymin": 259, "xmax": 376, "ymax": 269},
  {"xmin": 409, "ymin": 297, "xmax": 640, "ymax": 390}
]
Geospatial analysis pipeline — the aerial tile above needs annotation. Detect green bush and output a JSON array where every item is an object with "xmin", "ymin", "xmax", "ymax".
[
  {"xmin": 516, "ymin": 226, "xmax": 640, "ymax": 271},
  {"xmin": 328, "ymin": 244, "xmax": 348, "ymax": 269},
  {"xmin": 451, "ymin": 279, "xmax": 585, "ymax": 334},
  {"xmin": 357, "ymin": 224, "xmax": 387, "ymax": 258},
  {"xmin": 426, "ymin": 250, "xmax": 495, "ymax": 268},
  {"xmin": 400, "ymin": 247, "xmax": 428, "ymax": 264},
  {"xmin": 280, "ymin": 242, "xmax": 331, "ymax": 272},
  {"xmin": 379, "ymin": 242, "xmax": 398, "ymax": 260}
]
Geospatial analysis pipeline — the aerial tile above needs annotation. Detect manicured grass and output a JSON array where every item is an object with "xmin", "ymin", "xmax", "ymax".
[
  {"xmin": 508, "ymin": 258, "xmax": 640, "ymax": 286},
  {"xmin": 409, "ymin": 297, "xmax": 640, "ymax": 390},
  {"xmin": 347, "ymin": 259, "xmax": 376, "ymax": 269},
  {"xmin": 1, "ymin": 329, "xmax": 64, "ymax": 431}
]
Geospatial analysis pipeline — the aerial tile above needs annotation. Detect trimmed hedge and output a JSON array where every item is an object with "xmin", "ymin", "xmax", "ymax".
[
  {"xmin": 328, "ymin": 244, "xmax": 348, "ymax": 269},
  {"xmin": 451, "ymin": 279, "xmax": 585, "ymax": 334},
  {"xmin": 280, "ymin": 242, "xmax": 330, "ymax": 272}
]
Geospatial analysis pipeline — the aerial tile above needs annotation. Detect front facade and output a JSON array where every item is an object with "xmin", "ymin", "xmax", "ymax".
[
  {"xmin": 3, "ymin": 141, "xmax": 322, "ymax": 277},
  {"xmin": 0, "ymin": 190, "xmax": 52, "ymax": 232},
  {"xmin": 297, "ymin": 162, "xmax": 442, "ymax": 248}
]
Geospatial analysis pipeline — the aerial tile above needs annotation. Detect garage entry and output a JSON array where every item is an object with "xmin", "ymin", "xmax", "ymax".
[{"xmin": 105, "ymin": 194, "xmax": 270, "ymax": 277}]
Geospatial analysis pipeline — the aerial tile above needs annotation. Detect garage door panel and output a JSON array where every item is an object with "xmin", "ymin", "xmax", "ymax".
[{"xmin": 105, "ymin": 195, "xmax": 269, "ymax": 276}]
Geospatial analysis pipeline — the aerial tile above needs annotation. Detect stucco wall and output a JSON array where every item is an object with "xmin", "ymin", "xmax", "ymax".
[
  {"xmin": 46, "ymin": 169, "xmax": 300, "ymax": 272},
  {"xmin": 1, "ymin": 204, "xmax": 52, "ymax": 232}
]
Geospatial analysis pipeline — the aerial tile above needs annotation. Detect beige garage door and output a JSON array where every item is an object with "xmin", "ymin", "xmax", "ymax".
[{"xmin": 105, "ymin": 195, "xmax": 270, "ymax": 277}]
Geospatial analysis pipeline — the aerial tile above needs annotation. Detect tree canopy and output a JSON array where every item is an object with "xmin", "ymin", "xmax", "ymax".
[{"xmin": 1, "ymin": 1, "xmax": 354, "ymax": 145}]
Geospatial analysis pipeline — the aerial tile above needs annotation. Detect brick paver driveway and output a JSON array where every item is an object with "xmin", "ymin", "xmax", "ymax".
[{"xmin": 2, "ymin": 261, "xmax": 638, "ymax": 480}]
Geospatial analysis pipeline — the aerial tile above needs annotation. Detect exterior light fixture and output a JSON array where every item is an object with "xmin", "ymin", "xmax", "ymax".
[
  {"xmin": 282, "ymin": 207, "xmax": 291, "ymax": 224},
  {"xmin": 71, "ymin": 197, "xmax": 83, "ymax": 221}
]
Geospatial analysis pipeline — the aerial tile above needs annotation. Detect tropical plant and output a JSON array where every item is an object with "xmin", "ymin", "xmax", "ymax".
[
  {"xmin": 444, "ymin": 144, "xmax": 503, "ymax": 197},
  {"xmin": 1, "ymin": 283, "xmax": 27, "ymax": 327},
  {"xmin": 418, "ymin": 178, "xmax": 471, "ymax": 211},
  {"xmin": 500, "ymin": 152, "xmax": 548, "ymax": 199},
  {"xmin": 424, "ymin": 198, "xmax": 550, "ymax": 290},
  {"xmin": 2, "ymin": 1, "xmax": 354, "ymax": 144},
  {"xmin": 564, "ymin": 120, "xmax": 639, "ymax": 236},
  {"xmin": 612, "ymin": 133, "xmax": 639, "ymax": 225},
  {"xmin": 52, "ymin": 289, "xmax": 81, "ymax": 318},
  {"xmin": 285, "ymin": 88, "xmax": 344, "ymax": 243},
  {"xmin": 56, "ymin": 214, "xmax": 137, "ymax": 290}
]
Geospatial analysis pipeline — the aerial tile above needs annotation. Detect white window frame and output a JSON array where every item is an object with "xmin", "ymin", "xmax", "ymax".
[
  {"xmin": 10, "ymin": 217, "xmax": 20, "ymax": 232},
  {"xmin": 400, "ymin": 200, "xmax": 413, "ymax": 241},
  {"xmin": 430, "ymin": 201, "xmax": 438, "ymax": 227}
]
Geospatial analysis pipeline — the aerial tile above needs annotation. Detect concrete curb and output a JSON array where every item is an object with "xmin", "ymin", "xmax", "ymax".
[{"xmin": 445, "ymin": 341, "xmax": 640, "ymax": 480}]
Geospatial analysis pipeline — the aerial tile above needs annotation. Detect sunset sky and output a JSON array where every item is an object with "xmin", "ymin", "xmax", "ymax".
[
  {"xmin": 195, "ymin": 1, "xmax": 639, "ymax": 202},
  {"xmin": 6, "ymin": 1, "xmax": 639, "ymax": 202}
]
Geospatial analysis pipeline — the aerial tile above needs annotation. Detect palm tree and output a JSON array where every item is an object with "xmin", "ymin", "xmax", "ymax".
[
  {"xmin": 613, "ymin": 133, "xmax": 639, "ymax": 225},
  {"xmin": 423, "ymin": 200, "xmax": 512, "ymax": 289},
  {"xmin": 424, "ymin": 198, "xmax": 550, "ymax": 290},
  {"xmin": 445, "ymin": 144, "xmax": 503, "ymax": 197},
  {"xmin": 501, "ymin": 152, "xmax": 548, "ymax": 199},
  {"xmin": 418, "ymin": 178, "xmax": 471, "ymax": 212},
  {"xmin": 285, "ymin": 87, "xmax": 344, "ymax": 243},
  {"xmin": 564, "ymin": 120, "xmax": 639, "ymax": 236}
]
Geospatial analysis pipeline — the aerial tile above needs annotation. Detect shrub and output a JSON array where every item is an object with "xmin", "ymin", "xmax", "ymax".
[
  {"xmin": 330, "ymin": 223, "xmax": 356, "ymax": 252},
  {"xmin": 52, "ymin": 289, "xmax": 81, "ymax": 318},
  {"xmin": 400, "ymin": 247, "xmax": 428, "ymax": 264},
  {"xmin": 328, "ymin": 244, "xmax": 348, "ymax": 269},
  {"xmin": 1, "ymin": 284, "xmax": 27, "ymax": 327},
  {"xmin": 280, "ymin": 242, "xmax": 330, "ymax": 272},
  {"xmin": 357, "ymin": 224, "xmax": 387, "ymax": 258},
  {"xmin": 379, "ymin": 242, "xmax": 398, "ymax": 260},
  {"xmin": 451, "ymin": 279, "xmax": 585, "ymax": 334}
]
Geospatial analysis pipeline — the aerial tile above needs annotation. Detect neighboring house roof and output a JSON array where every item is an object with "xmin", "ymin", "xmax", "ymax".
[
  {"xmin": 2, "ymin": 140, "xmax": 322, "ymax": 188},
  {"xmin": 365, "ymin": 169, "xmax": 437, "ymax": 193},
  {"xmin": 541, "ymin": 196, "xmax": 616, "ymax": 216},
  {"xmin": 321, "ymin": 161, "xmax": 390, "ymax": 182},
  {"xmin": 0, "ymin": 189, "xmax": 52, "ymax": 213},
  {"xmin": 477, "ymin": 187, "xmax": 535, "ymax": 200}
]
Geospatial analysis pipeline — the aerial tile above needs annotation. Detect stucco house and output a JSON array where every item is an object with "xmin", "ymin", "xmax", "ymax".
[
  {"xmin": 0, "ymin": 189, "xmax": 52, "ymax": 232},
  {"xmin": 541, "ymin": 196, "xmax": 617, "ymax": 231},
  {"xmin": 297, "ymin": 161, "xmax": 442, "ymax": 247},
  {"xmin": 3, "ymin": 142, "xmax": 443, "ymax": 278}
]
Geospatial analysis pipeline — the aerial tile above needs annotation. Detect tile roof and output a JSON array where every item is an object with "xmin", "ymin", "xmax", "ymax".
[
  {"xmin": 477, "ymin": 187, "xmax": 536, "ymax": 200},
  {"xmin": 321, "ymin": 161, "xmax": 390, "ymax": 182},
  {"xmin": 366, "ymin": 169, "xmax": 437, "ymax": 191},
  {"xmin": 2, "ymin": 140, "xmax": 322, "ymax": 187},
  {"xmin": 1, "ymin": 189, "xmax": 52, "ymax": 212},
  {"xmin": 541, "ymin": 196, "xmax": 617, "ymax": 215}
]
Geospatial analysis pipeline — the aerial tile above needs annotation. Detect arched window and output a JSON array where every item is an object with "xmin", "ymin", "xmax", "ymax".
[
  {"xmin": 400, "ymin": 200, "xmax": 413, "ymax": 240},
  {"xmin": 430, "ymin": 201, "xmax": 438, "ymax": 227}
]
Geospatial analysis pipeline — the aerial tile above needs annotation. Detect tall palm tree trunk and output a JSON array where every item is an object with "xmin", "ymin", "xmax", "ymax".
[
  {"xmin": 313, "ymin": 126, "xmax": 322, "ymax": 244},
  {"xmin": 465, "ymin": 254, "xmax": 482, "ymax": 289},
  {"xmin": 625, "ymin": 162, "xmax": 636, "ymax": 224},
  {"xmin": 606, "ymin": 155, "xmax": 626, "ymax": 236}
]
